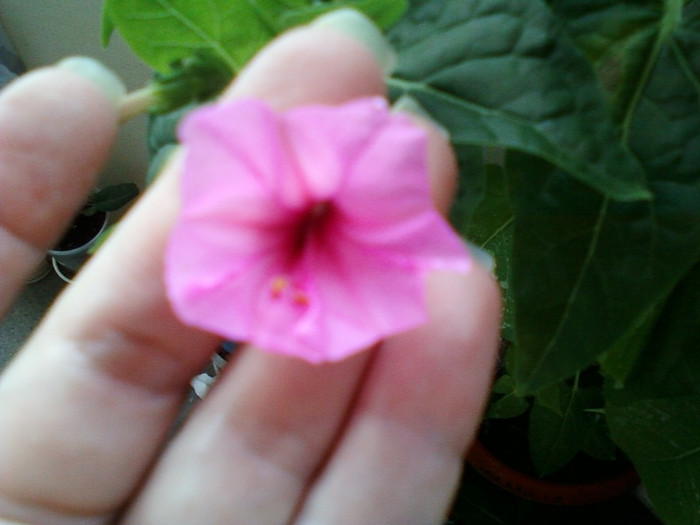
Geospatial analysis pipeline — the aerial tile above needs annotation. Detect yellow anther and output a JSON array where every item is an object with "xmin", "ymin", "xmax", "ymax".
[
  {"xmin": 293, "ymin": 291, "xmax": 310, "ymax": 306},
  {"xmin": 270, "ymin": 276, "xmax": 289, "ymax": 298}
]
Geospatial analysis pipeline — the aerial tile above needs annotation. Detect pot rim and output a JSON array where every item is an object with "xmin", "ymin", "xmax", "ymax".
[
  {"xmin": 48, "ymin": 211, "xmax": 109, "ymax": 256},
  {"xmin": 51, "ymin": 257, "xmax": 74, "ymax": 284},
  {"xmin": 467, "ymin": 439, "xmax": 640, "ymax": 506}
]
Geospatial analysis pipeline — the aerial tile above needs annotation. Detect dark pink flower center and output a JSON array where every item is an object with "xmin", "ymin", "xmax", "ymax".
[
  {"xmin": 269, "ymin": 201, "xmax": 334, "ymax": 306},
  {"xmin": 291, "ymin": 201, "xmax": 332, "ymax": 259}
]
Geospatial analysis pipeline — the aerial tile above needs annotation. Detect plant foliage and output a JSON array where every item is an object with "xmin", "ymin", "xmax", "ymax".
[
  {"xmin": 84, "ymin": 183, "xmax": 140, "ymax": 215},
  {"xmin": 388, "ymin": 1, "xmax": 700, "ymax": 523},
  {"xmin": 102, "ymin": 0, "xmax": 406, "ymax": 73}
]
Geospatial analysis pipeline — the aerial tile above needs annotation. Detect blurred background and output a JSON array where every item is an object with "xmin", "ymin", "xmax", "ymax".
[{"xmin": 0, "ymin": 0, "xmax": 152, "ymax": 189}]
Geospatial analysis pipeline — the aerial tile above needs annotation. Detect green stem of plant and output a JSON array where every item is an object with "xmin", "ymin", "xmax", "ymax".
[{"xmin": 117, "ymin": 85, "xmax": 158, "ymax": 124}]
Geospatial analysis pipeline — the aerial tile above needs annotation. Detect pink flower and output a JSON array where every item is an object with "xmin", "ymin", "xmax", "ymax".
[{"xmin": 165, "ymin": 97, "xmax": 470, "ymax": 363}]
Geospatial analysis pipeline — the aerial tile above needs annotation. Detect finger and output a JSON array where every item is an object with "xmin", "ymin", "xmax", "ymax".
[
  {"xmin": 0, "ymin": 64, "xmax": 119, "ymax": 317},
  {"xmin": 293, "ymin": 266, "xmax": 502, "ymax": 524},
  {"xmin": 0, "ymin": 17, "xmax": 390, "ymax": 525},
  {"xmin": 118, "ymin": 21, "xmax": 391, "ymax": 524},
  {"xmin": 0, "ymin": 159, "xmax": 222, "ymax": 525}
]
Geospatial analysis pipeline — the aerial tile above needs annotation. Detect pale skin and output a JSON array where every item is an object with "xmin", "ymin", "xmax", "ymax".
[{"xmin": 0, "ymin": 23, "xmax": 501, "ymax": 525}]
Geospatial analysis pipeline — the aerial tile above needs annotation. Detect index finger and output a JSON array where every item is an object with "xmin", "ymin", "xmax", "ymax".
[{"xmin": 0, "ymin": 65, "xmax": 119, "ymax": 316}]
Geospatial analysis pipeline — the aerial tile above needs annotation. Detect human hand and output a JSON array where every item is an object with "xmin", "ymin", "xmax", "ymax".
[{"xmin": 0, "ymin": 14, "xmax": 501, "ymax": 525}]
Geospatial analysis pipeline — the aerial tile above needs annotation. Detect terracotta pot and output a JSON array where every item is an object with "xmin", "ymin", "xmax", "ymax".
[{"xmin": 467, "ymin": 438, "xmax": 640, "ymax": 506}]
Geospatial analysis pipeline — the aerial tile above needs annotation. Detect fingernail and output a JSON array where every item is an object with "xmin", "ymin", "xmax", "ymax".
[
  {"xmin": 57, "ymin": 56, "xmax": 126, "ymax": 107},
  {"xmin": 312, "ymin": 8, "xmax": 397, "ymax": 75},
  {"xmin": 392, "ymin": 94, "xmax": 449, "ymax": 139},
  {"xmin": 467, "ymin": 241, "xmax": 496, "ymax": 273}
]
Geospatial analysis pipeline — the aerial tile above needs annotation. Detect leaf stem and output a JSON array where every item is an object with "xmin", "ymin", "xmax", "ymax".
[{"xmin": 118, "ymin": 86, "xmax": 158, "ymax": 124}]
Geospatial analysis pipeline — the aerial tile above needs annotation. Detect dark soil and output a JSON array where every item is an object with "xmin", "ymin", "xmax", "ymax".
[{"xmin": 54, "ymin": 211, "xmax": 107, "ymax": 251}]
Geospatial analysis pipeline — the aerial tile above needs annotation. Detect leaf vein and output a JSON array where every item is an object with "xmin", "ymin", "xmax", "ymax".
[
  {"xmin": 151, "ymin": 0, "xmax": 239, "ymax": 70},
  {"xmin": 526, "ymin": 198, "xmax": 610, "ymax": 385}
]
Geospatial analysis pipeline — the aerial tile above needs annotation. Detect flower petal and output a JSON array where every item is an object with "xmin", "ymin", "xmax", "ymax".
[
  {"xmin": 179, "ymin": 99, "xmax": 317, "ymax": 216},
  {"xmin": 178, "ymin": 99, "xmax": 288, "ymax": 221},
  {"xmin": 337, "ymin": 108, "xmax": 433, "ymax": 223},
  {"xmin": 339, "ymin": 209, "xmax": 471, "ymax": 273},
  {"xmin": 281, "ymin": 97, "xmax": 390, "ymax": 202},
  {"xmin": 166, "ymin": 215, "xmax": 287, "ymax": 291},
  {"xmin": 169, "ymin": 100, "xmax": 307, "ymax": 292},
  {"xmin": 167, "ymin": 249, "xmax": 285, "ymax": 345},
  {"xmin": 296, "ymin": 235, "xmax": 429, "ymax": 361},
  {"xmin": 166, "ymin": 97, "xmax": 471, "ymax": 363},
  {"xmin": 330, "ymin": 106, "xmax": 470, "ymax": 272}
]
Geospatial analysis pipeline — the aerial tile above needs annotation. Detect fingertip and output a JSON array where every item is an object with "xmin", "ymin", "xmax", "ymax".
[
  {"xmin": 310, "ymin": 8, "xmax": 397, "ymax": 76},
  {"xmin": 0, "ymin": 66, "xmax": 120, "ymax": 308},
  {"xmin": 56, "ymin": 56, "xmax": 127, "ymax": 109},
  {"xmin": 425, "ymin": 123, "xmax": 459, "ymax": 215},
  {"xmin": 390, "ymin": 96, "xmax": 457, "ymax": 216},
  {"xmin": 0, "ymin": 67, "xmax": 119, "ymax": 247},
  {"xmin": 429, "ymin": 265, "xmax": 502, "ymax": 355},
  {"xmin": 225, "ymin": 23, "xmax": 386, "ymax": 108},
  {"xmin": 466, "ymin": 242, "xmax": 496, "ymax": 275}
]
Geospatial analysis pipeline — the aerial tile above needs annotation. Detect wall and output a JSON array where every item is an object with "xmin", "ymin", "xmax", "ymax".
[{"xmin": 0, "ymin": 1, "xmax": 152, "ymax": 188}]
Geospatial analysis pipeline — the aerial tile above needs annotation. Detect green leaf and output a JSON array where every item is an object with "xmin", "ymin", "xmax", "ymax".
[
  {"xmin": 607, "ymin": 396, "xmax": 700, "ymax": 525},
  {"xmin": 491, "ymin": 375, "xmax": 516, "ymax": 395},
  {"xmin": 533, "ymin": 381, "xmax": 566, "ymax": 416},
  {"xmin": 449, "ymin": 144, "xmax": 487, "ymax": 232},
  {"xmin": 529, "ymin": 378, "xmax": 611, "ymax": 477},
  {"xmin": 150, "ymin": 50, "xmax": 234, "ymax": 114},
  {"xmin": 147, "ymin": 102, "xmax": 196, "ymax": 155},
  {"xmin": 388, "ymin": 0, "xmax": 650, "ymax": 201},
  {"xmin": 528, "ymin": 379, "xmax": 586, "ymax": 477},
  {"xmin": 613, "ymin": 261, "xmax": 700, "ymax": 401},
  {"xmin": 604, "ymin": 263, "xmax": 700, "ymax": 524},
  {"xmin": 486, "ymin": 394, "xmax": 530, "ymax": 420},
  {"xmin": 103, "ymin": 0, "xmax": 406, "ymax": 74},
  {"xmin": 598, "ymin": 297, "xmax": 665, "ymax": 389},
  {"xmin": 101, "ymin": 1, "xmax": 116, "ymax": 46},
  {"xmin": 350, "ymin": 0, "xmax": 408, "ymax": 29},
  {"xmin": 506, "ymin": 0, "xmax": 700, "ymax": 391},
  {"xmin": 278, "ymin": 0, "xmax": 408, "ymax": 30},
  {"xmin": 546, "ymin": 0, "xmax": 662, "ymax": 105},
  {"xmin": 548, "ymin": 0, "xmax": 661, "ymax": 66},
  {"xmin": 461, "ymin": 163, "xmax": 512, "ymax": 244},
  {"xmin": 616, "ymin": 0, "xmax": 685, "ymax": 134},
  {"xmin": 486, "ymin": 375, "xmax": 531, "ymax": 419},
  {"xmin": 458, "ymin": 162, "xmax": 516, "ymax": 338},
  {"xmin": 580, "ymin": 411, "xmax": 617, "ymax": 462},
  {"xmin": 508, "ymin": 156, "xmax": 700, "ymax": 392},
  {"xmin": 89, "ymin": 183, "xmax": 140, "ymax": 214},
  {"xmin": 103, "ymin": 0, "xmax": 299, "ymax": 73},
  {"xmin": 529, "ymin": 396, "xmax": 585, "ymax": 477}
]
